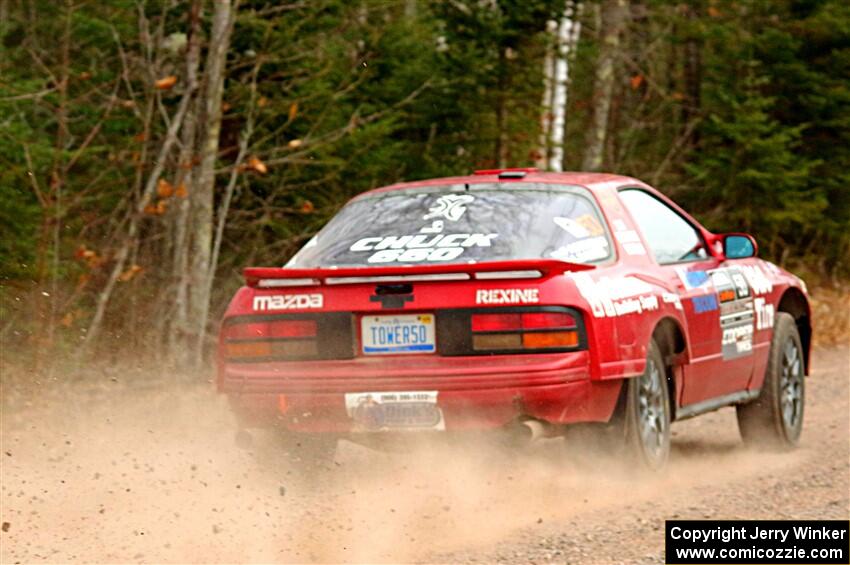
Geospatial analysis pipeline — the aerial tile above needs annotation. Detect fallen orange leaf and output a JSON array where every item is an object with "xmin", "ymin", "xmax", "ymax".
[
  {"xmin": 300, "ymin": 200, "xmax": 315, "ymax": 214},
  {"xmin": 175, "ymin": 182, "xmax": 188, "ymax": 198},
  {"xmin": 288, "ymin": 102, "xmax": 298, "ymax": 121}
]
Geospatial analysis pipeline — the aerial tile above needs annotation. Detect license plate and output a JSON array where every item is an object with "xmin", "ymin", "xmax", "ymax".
[
  {"xmin": 344, "ymin": 391, "xmax": 444, "ymax": 431},
  {"xmin": 360, "ymin": 314, "xmax": 436, "ymax": 355}
]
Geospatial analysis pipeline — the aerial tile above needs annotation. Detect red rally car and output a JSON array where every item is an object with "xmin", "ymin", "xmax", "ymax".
[{"xmin": 217, "ymin": 169, "xmax": 811, "ymax": 469}]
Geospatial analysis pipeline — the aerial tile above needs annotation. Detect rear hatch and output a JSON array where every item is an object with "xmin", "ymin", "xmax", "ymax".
[{"xmin": 219, "ymin": 183, "xmax": 610, "ymax": 373}]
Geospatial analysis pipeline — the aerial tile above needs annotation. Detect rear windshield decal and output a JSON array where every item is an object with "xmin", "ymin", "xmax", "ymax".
[
  {"xmin": 349, "ymin": 233, "xmax": 499, "ymax": 263},
  {"xmin": 423, "ymin": 194, "xmax": 475, "ymax": 222}
]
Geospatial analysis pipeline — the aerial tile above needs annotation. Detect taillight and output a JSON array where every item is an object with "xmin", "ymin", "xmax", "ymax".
[
  {"xmin": 471, "ymin": 313, "xmax": 522, "ymax": 332},
  {"xmin": 223, "ymin": 317, "xmax": 322, "ymax": 361},
  {"xmin": 225, "ymin": 319, "xmax": 317, "ymax": 340},
  {"xmin": 470, "ymin": 310, "xmax": 579, "ymax": 352}
]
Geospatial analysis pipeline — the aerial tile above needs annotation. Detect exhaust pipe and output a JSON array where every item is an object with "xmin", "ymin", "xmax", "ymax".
[{"xmin": 520, "ymin": 419, "xmax": 549, "ymax": 442}]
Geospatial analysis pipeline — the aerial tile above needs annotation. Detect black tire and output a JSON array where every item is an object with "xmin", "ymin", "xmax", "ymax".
[
  {"xmin": 736, "ymin": 312, "xmax": 804, "ymax": 449},
  {"xmin": 620, "ymin": 340, "xmax": 672, "ymax": 470},
  {"xmin": 572, "ymin": 340, "xmax": 671, "ymax": 470}
]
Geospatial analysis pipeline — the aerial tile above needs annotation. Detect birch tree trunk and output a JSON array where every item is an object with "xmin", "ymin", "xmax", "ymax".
[
  {"xmin": 189, "ymin": 0, "xmax": 236, "ymax": 366},
  {"xmin": 169, "ymin": 0, "xmax": 202, "ymax": 363},
  {"xmin": 537, "ymin": 18, "xmax": 557, "ymax": 169},
  {"xmin": 581, "ymin": 0, "xmax": 628, "ymax": 171},
  {"xmin": 549, "ymin": 1, "xmax": 582, "ymax": 172}
]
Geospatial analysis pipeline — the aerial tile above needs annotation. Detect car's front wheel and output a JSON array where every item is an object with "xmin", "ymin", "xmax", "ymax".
[{"xmin": 736, "ymin": 312, "xmax": 804, "ymax": 449}]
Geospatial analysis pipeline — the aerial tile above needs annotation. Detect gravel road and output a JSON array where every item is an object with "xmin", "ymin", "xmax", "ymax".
[{"xmin": 1, "ymin": 347, "xmax": 847, "ymax": 564}]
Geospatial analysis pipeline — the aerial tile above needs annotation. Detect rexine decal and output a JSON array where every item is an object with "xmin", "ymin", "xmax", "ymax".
[
  {"xmin": 476, "ymin": 288, "xmax": 540, "ymax": 305},
  {"xmin": 423, "ymin": 194, "xmax": 475, "ymax": 222},
  {"xmin": 253, "ymin": 294, "xmax": 323, "ymax": 311}
]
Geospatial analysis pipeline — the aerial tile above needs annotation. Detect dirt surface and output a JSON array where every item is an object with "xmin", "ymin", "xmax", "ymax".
[{"xmin": 1, "ymin": 347, "xmax": 847, "ymax": 564}]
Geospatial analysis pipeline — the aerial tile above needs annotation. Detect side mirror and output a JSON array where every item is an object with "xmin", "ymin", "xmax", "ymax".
[{"xmin": 723, "ymin": 233, "xmax": 757, "ymax": 259}]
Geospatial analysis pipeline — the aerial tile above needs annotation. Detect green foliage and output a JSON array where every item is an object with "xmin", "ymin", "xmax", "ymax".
[
  {"xmin": 680, "ymin": 0, "xmax": 849, "ymax": 271},
  {"xmin": 1, "ymin": 0, "xmax": 848, "ymax": 355}
]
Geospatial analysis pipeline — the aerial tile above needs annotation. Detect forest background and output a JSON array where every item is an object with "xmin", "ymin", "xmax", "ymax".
[{"xmin": 1, "ymin": 0, "xmax": 848, "ymax": 368}]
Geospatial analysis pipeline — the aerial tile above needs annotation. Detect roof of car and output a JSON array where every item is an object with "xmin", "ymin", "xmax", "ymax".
[{"xmin": 354, "ymin": 170, "xmax": 649, "ymax": 200}]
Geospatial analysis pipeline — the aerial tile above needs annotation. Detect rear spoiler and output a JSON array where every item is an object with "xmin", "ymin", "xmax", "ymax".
[{"xmin": 244, "ymin": 259, "xmax": 594, "ymax": 288}]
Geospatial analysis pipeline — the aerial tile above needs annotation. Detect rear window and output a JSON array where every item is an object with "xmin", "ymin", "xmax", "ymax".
[{"xmin": 286, "ymin": 184, "xmax": 612, "ymax": 267}]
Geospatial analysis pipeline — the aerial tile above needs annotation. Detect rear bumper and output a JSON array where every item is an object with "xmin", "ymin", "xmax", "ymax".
[{"xmin": 221, "ymin": 351, "xmax": 622, "ymax": 432}]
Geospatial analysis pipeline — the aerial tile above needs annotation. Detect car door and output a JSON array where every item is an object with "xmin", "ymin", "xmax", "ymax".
[{"xmin": 618, "ymin": 188, "xmax": 755, "ymax": 405}]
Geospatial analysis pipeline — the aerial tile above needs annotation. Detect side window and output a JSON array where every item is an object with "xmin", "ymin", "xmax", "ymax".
[{"xmin": 619, "ymin": 189, "xmax": 709, "ymax": 265}]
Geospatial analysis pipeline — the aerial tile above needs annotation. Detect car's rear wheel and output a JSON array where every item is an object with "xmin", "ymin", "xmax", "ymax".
[
  {"xmin": 620, "ymin": 340, "xmax": 672, "ymax": 470},
  {"xmin": 571, "ymin": 340, "xmax": 671, "ymax": 470},
  {"xmin": 736, "ymin": 312, "xmax": 804, "ymax": 449}
]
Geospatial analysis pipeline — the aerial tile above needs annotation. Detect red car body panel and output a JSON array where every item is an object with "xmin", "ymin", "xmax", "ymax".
[{"xmin": 217, "ymin": 171, "xmax": 811, "ymax": 433}]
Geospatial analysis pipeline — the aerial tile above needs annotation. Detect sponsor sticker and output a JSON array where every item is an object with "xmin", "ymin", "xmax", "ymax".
[
  {"xmin": 740, "ymin": 264, "xmax": 774, "ymax": 295},
  {"xmin": 550, "ymin": 236, "xmax": 609, "ymax": 263},
  {"xmin": 574, "ymin": 214, "xmax": 605, "ymax": 236},
  {"xmin": 662, "ymin": 292, "xmax": 684, "ymax": 310},
  {"xmin": 691, "ymin": 294, "xmax": 719, "ymax": 313},
  {"xmin": 754, "ymin": 297, "xmax": 775, "ymax": 330},
  {"xmin": 570, "ymin": 273, "xmax": 658, "ymax": 318},
  {"xmin": 344, "ymin": 390, "xmax": 444, "ymax": 431},
  {"xmin": 622, "ymin": 241, "xmax": 647, "ymax": 255},
  {"xmin": 553, "ymin": 216, "xmax": 591, "ymax": 239},
  {"xmin": 615, "ymin": 229, "xmax": 641, "ymax": 244}
]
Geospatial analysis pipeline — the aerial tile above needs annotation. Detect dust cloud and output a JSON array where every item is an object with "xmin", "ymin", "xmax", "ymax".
[{"xmin": 1, "ymin": 350, "xmax": 847, "ymax": 563}]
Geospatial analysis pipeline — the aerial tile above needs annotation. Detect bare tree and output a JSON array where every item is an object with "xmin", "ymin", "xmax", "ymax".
[
  {"xmin": 540, "ymin": 1, "xmax": 582, "ymax": 172},
  {"xmin": 169, "ymin": 0, "xmax": 203, "ymax": 362},
  {"xmin": 582, "ymin": 0, "xmax": 628, "ymax": 171},
  {"xmin": 189, "ymin": 0, "xmax": 237, "ymax": 365}
]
